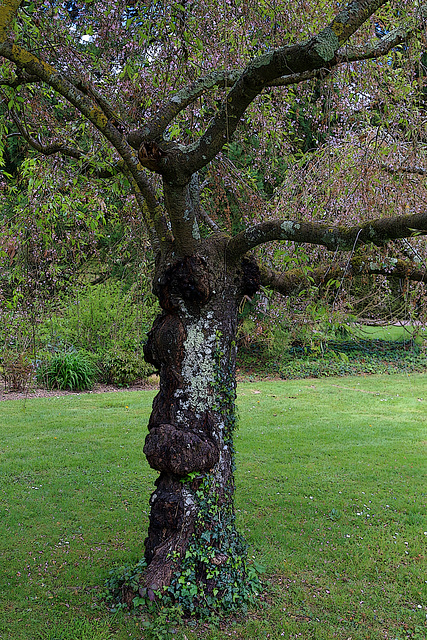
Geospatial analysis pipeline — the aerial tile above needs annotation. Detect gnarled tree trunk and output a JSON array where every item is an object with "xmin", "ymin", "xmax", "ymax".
[{"xmin": 130, "ymin": 235, "xmax": 260, "ymax": 608}]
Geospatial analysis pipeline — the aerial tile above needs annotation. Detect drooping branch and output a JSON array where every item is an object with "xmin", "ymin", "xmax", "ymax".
[
  {"xmin": 0, "ymin": 39, "xmax": 171, "ymax": 247},
  {"xmin": 382, "ymin": 164, "xmax": 427, "ymax": 176},
  {"xmin": 227, "ymin": 213, "xmax": 427, "ymax": 260},
  {"xmin": 260, "ymin": 257, "xmax": 427, "ymax": 297},
  {"xmin": 10, "ymin": 109, "xmax": 124, "ymax": 179}
]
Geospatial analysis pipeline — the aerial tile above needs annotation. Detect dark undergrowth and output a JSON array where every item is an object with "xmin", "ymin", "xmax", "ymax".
[{"xmin": 238, "ymin": 335, "xmax": 427, "ymax": 380}]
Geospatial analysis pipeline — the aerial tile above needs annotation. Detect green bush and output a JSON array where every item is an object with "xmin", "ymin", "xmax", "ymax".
[
  {"xmin": 38, "ymin": 351, "xmax": 97, "ymax": 391},
  {"xmin": 41, "ymin": 280, "xmax": 158, "ymax": 353},
  {"xmin": 100, "ymin": 349, "xmax": 152, "ymax": 386}
]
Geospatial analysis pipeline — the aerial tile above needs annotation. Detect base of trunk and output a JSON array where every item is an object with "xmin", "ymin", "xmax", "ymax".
[{"xmin": 110, "ymin": 473, "xmax": 261, "ymax": 617}]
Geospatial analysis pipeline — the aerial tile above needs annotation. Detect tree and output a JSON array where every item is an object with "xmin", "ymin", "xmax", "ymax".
[{"xmin": 1, "ymin": 0, "xmax": 426, "ymax": 611}]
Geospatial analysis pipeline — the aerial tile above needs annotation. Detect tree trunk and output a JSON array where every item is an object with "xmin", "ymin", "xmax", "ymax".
[{"xmin": 128, "ymin": 236, "xmax": 260, "ymax": 611}]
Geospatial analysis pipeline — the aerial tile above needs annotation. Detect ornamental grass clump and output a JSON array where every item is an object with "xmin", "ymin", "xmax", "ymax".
[{"xmin": 39, "ymin": 351, "xmax": 97, "ymax": 391}]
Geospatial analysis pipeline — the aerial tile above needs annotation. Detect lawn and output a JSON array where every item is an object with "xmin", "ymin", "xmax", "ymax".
[{"xmin": 0, "ymin": 374, "xmax": 426, "ymax": 640}]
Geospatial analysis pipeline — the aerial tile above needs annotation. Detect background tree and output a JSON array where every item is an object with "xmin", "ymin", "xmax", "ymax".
[{"xmin": 1, "ymin": 0, "xmax": 426, "ymax": 610}]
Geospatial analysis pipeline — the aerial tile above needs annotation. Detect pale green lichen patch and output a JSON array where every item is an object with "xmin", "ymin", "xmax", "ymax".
[
  {"xmin": 0, "ymin": 0, "xmax": 20, "ymax": 44},
  {"xmin": 314, "ymin": 27, "xmax": 340, "ymax": 62},
  {"xmin": 192, "ymin": 218, "xmax": 201, "ymax": 240},
  {"xmin": 249, "ymin": 51, "xmax": 274, "ymax": 70},
  {"xmin": 179, "ymin": 317, "xmax": 216, "ymax": 415},
  {"xmin": 280, "ymin": 221, "xmax": 300, "ymax": 235}
]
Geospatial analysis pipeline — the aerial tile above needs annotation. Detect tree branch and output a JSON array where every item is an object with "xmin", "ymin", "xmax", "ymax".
[
  {"xmin": 260, "ymin": 257, "xmax": 427, "ymax": 297},
  {"xmin": 267, "ymin": 15, "xmax": 425, "ymax": 89},
  {"xmin": 74, "ymin": 77, "xmax": 127, "ymax": 134},
  {"xmin": 10, "ymin": 109, "xmax": 124, "ymax": 178},
  {"xmin": 382, "ymin": 164, "xmax": 427, "ymax": 176},
  {"xmin": 266, "ymin": 68, "xmax": 331, "ymax": 88},
  {"xmin": 0, "ymin": 70, "xmax": 39, "ymax": 88},
  {"xmin": 227, "ymin": 213, "xmax": 427, "ymax": 260},
  {"xmin": 0, "ymin": 40, "xmax": 171, "ymax": 247},
  {"xmin": 163, "ymin": 181, "xmax": 200, "ymax": 255},
  {"xmin": 127, "ymin": 69, "xmax": 242, "ymax": 150},
  {"xmin": 337, "ymin": 18, "xmax": 424, "ymax": 63},
  {"xmin": 189, "ymin": 173, "xmax": 221, "ymax": 233},
  {"xmin": 124, "ymin": 170, "xmax": 170, "ymax": 252},
  {"xmin": 160, "ymin": 0, "xmax": 392, "ymax": 183},
  {"xmin": 0, "ymin": 0, "xmax": 21, "ymax": 45}
]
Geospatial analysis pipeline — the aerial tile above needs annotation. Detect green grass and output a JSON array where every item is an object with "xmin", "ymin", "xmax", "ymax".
[
  {"xmin": 0, "ymin": 375, "xmax": 426, "ymax": 640},
  {"xmin": 351, "ymin": 324, "xmax": 425, "ymax": 342}
]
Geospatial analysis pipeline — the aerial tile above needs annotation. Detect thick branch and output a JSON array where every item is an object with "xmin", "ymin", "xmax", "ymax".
[
  {"xmin": 128, "ymin": 69, "xmax": 242, "ymax": 150},
  {"xmin": 127, "ymin": 1, "xmax": 425, "ymax": 160},
  {"xmin": 163, "ymin": 181, "xmax": 200, "ymax": 255},
  {"xmin": 260, "ymin": 258, "xmax": 427, "ymax": 297},
  {"xmin": 269, "ymin": 17, "xmax": 424, "ymax": 89},
  {"xmin": 227, "ymin": 213, "xmax": 427, "ymax": 259},
  {"xmin": 337, "ymin": 19, "xmax": 423, "ymax": 63},
  {"xmin": 75, "ymin": 77, "xmax": 127, "ymax": 134},
  {"xmin": 0, "ymin": 40, "xmax": 170, "ymax": 246},
  {"xmin": 0, "ymin": 42, "xmax": 128, "ymax": 154},
  {"xmin": 0, "ymin": 0, "xmax": 21, "ymax": 45},
  {"xmin": 134, "ymin": 6, "xmax": 422, "ymax": 127},
  {"xmin": 161, "ymin": 0, "xmax": 390, "ymax": 183}
]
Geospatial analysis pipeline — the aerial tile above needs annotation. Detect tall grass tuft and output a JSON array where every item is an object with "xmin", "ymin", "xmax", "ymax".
[{"xmin": 38, "ymin": 351, "xmax": 97, "ymax": 391}]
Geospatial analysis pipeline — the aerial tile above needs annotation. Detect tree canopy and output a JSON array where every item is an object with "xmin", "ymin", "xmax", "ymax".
[{"xmin": 0, "ymin": 1, "xmax": 426, "ymax": 275}]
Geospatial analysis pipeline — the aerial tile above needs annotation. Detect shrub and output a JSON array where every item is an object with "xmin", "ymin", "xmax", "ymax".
[
  {"xmin": 1, "ymin": 351, "xmax": 34, "ymax": 392},
  {"xmin": 41, "ymin": 281, "xmax": 158, "ymax": 353},
  {"xmin": 38, "ymin": 351, "xmax": 97, "ymax": 391},
  {"xmin": 100, "ymin": 349, "xmax": 152, "ymax": 386}
]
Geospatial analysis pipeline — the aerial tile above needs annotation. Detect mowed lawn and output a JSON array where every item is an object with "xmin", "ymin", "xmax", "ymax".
[{"xmin": 0, "ymin": 374, "xmax": 426, "ymax": 640}]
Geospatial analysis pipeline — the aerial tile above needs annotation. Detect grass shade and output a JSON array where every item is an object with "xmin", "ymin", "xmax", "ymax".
[{"xmin": 0, "ymin": 374, "xmax": 426, "ymax": 639}]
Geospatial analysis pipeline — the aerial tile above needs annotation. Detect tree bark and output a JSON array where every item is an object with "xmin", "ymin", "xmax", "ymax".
[{"xmin": 128, "ymin": 236, "xmax": 260, "ymax": 608}]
